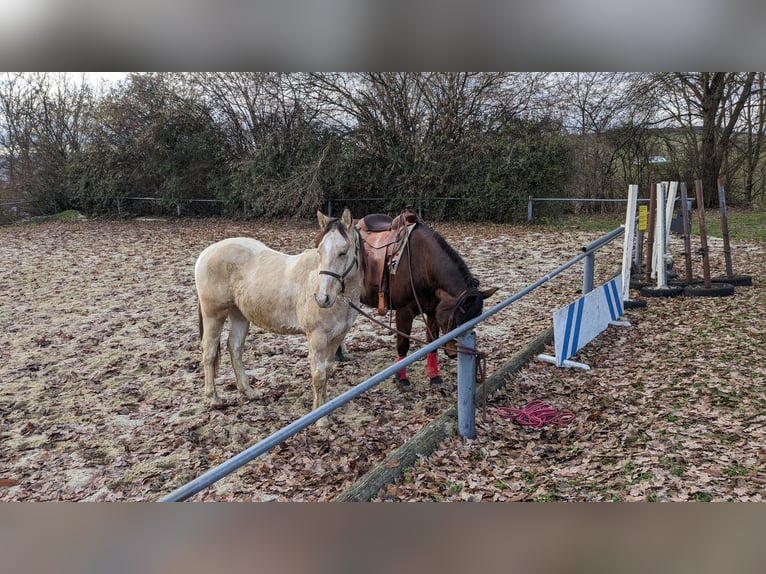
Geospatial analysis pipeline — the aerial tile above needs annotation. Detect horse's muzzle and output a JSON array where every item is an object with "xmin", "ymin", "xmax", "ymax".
[{"xmin": 314, "ymin": 292, "xmax": 335, "ymax": 308}]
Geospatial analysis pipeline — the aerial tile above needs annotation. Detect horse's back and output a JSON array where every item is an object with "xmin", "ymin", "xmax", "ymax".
[
  {"xmin": 195, "ymin": 237, "xmax": 319, "ymax": 333},
  {"xmin": 195, "ymin": 237, "xmax": 267, "ymax": 287},
  {"xmin": 196, "ymin": 237, "xmax": 267, "ymax": 265}
]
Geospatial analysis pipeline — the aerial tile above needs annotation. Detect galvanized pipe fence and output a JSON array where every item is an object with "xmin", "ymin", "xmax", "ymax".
[
  {"xmin": 159, "ymin": 223, "xmax": 627, "ymax": 501},
  {"xmin": 106, "ymin": 195, "xmax": 653, "ymax": 221},
  {"xmin": 527, "ymin": 196, "xmax": 652, "ymax": 222}
]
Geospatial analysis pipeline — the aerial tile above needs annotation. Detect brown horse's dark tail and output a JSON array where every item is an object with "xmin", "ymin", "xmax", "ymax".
[{"xmin": 198, "ymin": 301, "xmax": 220, "ymax": 378}]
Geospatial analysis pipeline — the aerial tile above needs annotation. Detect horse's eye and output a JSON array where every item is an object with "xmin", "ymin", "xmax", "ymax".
[{"xmin": 339, "ymin": 250, "xmax": 348, "ymax": 257}]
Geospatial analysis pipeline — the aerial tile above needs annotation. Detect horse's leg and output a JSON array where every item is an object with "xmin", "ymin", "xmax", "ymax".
[
  {"xmin": 199, "ymin": 305, "xmax": 226, "ymax": 407},
  {"xmin": 394, "ymin": 310, "xmax": 415, "ymax": 389},
  {"xmin": 334, "ymin": 341, "xmax": 350, "ymax": 362},
  {"xmin": 307, "ymin": 331, "xmax": 334, "ymax": 428},
  {"xmin": 424, "ymin": 313, "xmax": 443, "ymax": 385},
  {"xmin": 227, "ymin": 307, "xmax": 257, "ymax": 400}
]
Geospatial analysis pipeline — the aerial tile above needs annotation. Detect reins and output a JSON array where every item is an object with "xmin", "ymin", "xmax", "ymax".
[
  {"xmin": 340, "ymin": 219, "xmax": 491, "ymax": 418},
  {"xmin": 399, "ymin": 240, "xmax": 488, "ymax": 415},
  {"xmin": 342, "ymin": 294, "xmax": 491, "ymax": 420}
]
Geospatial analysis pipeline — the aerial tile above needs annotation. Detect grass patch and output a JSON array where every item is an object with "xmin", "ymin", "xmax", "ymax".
[
  {"xmin": 539, "ymin": 207, "xmax": 766, "ymax": 241},
  {"xmin": 659, "ymin": 455, "xmax": 686, "ymax": 477},
  {"xmin": 723, "ymin": 463, "xmax": 758, "ymax": 477},
  {"xmin": 23, "ymin": 210, "xmax": 84, "ymax": 224},
  {"xmin": 691, "ymin": 208, "xmax": 766, "ymax": 242},
  {"xmin": 691, "ymin": 491, "xmax": 713, "ymax": 502},
  {"xmin": 441, "ymin": 478, "xmax": 463, "ymax": 494},
  {"xmin": 534, "ymin": 490, "xmax": 564, "ymax": 502}
]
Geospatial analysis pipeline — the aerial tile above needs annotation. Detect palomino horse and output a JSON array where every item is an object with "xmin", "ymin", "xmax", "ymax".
[
  {"xmin": 347, "ymin": 209, "xmax": 497, "ymax": 388},
  {"xmin": 194, "ymin": 208, "xmax": 363, "ymax": 421}
]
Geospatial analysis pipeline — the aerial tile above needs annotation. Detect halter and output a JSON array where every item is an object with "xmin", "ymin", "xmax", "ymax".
[
  {"xmin": 445, "ymin": 288, "xmax": 482, "ymax": 332},
  {"xmin": 318, "ymin": 228, "xmax": 361, "ymax": 294}
]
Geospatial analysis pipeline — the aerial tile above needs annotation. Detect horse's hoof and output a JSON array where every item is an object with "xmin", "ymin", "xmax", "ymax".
[
  {"xmin": 429, "ymin": 376, "xmax": 443, "ymax": 386},
  {"xmin": 209, "ymin": 396, "xmax": 225, "ymax": 409},
  {"xmin": 335, "ymin": 351, "xmax": 351, "ymax": 363},
  {"xmin": 241, "ymin": 387, "xmax": 258, "ymax": 400},
  {"xmin": 397, "ymin": 377, "xmax": 412, "ymax": 390},
  {"xmin": 334, "ymin": 348, "xmax": 351, "ymax": 362}
]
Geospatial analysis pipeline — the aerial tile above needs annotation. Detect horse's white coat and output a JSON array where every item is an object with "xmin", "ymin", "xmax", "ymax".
[{"xmin": 194, "ymin": 209, "xmax": 362, "ymax": 424}]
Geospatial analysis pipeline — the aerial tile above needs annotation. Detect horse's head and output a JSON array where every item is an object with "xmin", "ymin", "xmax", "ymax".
[
  {"xmin": 435, "ymin": 286, "xmax": 498, "ymax": 357},
  {"xmin": 314, "ymin": 207, "xmax": 360, "ymax": 308}
]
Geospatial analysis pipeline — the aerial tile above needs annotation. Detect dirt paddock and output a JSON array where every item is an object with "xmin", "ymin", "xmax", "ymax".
[{"xmin": 1, "ymin": 216, "xmax": 764, "ymax": 501}]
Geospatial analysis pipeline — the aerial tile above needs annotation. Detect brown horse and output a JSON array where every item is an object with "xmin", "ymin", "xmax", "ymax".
[
  {"xmin": 345, "ymin": 210, "xmax": 497, "ymax": 388},
  {"xmin": 194, "ymin": 208, "xmax": 363, "ymax": 424}
]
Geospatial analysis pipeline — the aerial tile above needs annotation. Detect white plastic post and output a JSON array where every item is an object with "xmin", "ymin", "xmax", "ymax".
[{"xmin": 654, "ymin": 183, "xmax": 667, "ymax": 288}]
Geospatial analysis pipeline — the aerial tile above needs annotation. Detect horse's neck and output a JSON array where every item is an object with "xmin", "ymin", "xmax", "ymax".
[{"xmin": 415, "ymin": 229, "xmax": 473, "ymax": 295}]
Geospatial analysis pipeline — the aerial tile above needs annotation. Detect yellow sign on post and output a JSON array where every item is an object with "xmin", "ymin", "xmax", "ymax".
[{"xmin": 638, "ymin": 205, "xmax": 648, "ymax": 231}]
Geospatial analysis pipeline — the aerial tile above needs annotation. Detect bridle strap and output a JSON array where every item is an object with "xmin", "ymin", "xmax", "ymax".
[
  {"xmin": 318, "ymin": 228, "xmax": 361, "ymax": 294},
  {"xmin": 446, "ymin": 288, "xmax": 479, "ymax": 332}
]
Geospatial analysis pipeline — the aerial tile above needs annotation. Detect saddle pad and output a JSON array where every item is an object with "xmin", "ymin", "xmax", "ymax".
[{"xmin": 388, "ymin": 222, "xmax": 416, "ymax": 275}]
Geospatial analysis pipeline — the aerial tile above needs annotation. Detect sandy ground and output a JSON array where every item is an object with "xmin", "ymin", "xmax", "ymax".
[{"xmin": 0, "ymin": 216, "xmax": 761, "ymax": 501}]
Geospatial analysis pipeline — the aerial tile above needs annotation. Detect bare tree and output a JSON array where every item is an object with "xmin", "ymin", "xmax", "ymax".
[
  {"xmin": 305, "ymin": 72, "xmax": 542, "ymax": 199},
  {"xmin": 648, "ymin": 72, "xmax": 755, "ymax": 205},
  {"xmin": 0, "ymin": 72, "xmax": 93, "ymax": 211},
  {"xmin": 731, "ymin": 73, "xmax": 766, "ymax": 205},
  {"xmin": 186, "ymin": 73, "xmax": 317, "ymax": 158},
  {"xmin": 552, "ymin": 72, "xmax": 653, "ymax": 202},
  {"xmin": 0, "ymin": 73, "xmax": 36, "ymax": 196}
]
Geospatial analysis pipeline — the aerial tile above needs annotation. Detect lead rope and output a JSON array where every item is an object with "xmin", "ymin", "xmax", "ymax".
[
  {"xmin": 343, "ymin": 296, "xmax": 489, "ymax": 420},
  {"xmin": 346, "ymin": 222, "xmax": 489, "ymax": 418},
  {"xmin": 496, "ymin": 400, "xmax": 576, "ymax": 427}
]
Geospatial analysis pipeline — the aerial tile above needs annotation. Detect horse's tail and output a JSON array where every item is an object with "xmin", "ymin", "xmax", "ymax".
[{"xmin": 198, "ymin": 301, "xmax": 220, "ymax": 378}]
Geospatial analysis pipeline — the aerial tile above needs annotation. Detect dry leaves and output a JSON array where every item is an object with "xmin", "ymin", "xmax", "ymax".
[{"xmin": 0, "ymin": 218, "xmax": 764, "ymax": 501}]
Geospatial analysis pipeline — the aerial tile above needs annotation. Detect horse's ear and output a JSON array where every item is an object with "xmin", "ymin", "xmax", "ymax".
[
  {"xmin": 341, "ymin": 207, "xmax": 353, "ymax": 230},
  {"xmin": 317, "ymin": 210, "xmax": 329, "ymax": 229},
  {"xmin": 481, "ymin": 287, "xmax": 499, "ymax": 299}
]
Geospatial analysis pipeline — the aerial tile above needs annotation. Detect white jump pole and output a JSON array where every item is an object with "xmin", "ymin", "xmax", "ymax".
[
  {"xmin": 664, "ymin": 181, "xmax": 678, "ymax": 246},
  {"xmin": 620, "ymin": 184, "xmax": 638, "ymax": 304}
]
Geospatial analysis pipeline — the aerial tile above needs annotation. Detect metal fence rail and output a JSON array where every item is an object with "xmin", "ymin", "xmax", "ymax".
[
  {"xmin": 105, "ymin": 195, "xmax": 661, "ymax": 221},
  {"xmin": 325, "ymin": 197, "xmax": 465, "ymax": 219},
  {"xmin": 527, "ymin": 196, "xmax": 652, "ymax": 222},
  {"xmin": 159, "ymin": 222, "xmax": 626, "ymax": 501},
  {"xmin": 116, "ymin": 197, "xmax": 224, "ymax": 217}
]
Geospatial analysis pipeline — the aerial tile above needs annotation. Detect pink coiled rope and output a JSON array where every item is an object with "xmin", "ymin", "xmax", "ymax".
[{"xmin": 496, "ymin": 400, "xmax": 576, "ymax": 427}]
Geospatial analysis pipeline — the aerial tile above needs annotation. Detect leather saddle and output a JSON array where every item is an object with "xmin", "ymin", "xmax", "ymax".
[{"xmin": 356, "ymin": 209, "xmax": 420, "ymax": 315}]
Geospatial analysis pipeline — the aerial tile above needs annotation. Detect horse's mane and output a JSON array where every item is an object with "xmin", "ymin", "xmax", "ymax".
[
  {"xmin": 314, "ymin": 217, "xmax": 349, "ymax": 246},
  {"xmin": 419, "ymin": 223, "xmax": 480, "ymax": 289}
]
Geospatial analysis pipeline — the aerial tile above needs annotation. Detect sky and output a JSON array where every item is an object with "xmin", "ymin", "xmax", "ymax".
[{"xmin": 80, "ymin": 72, "xmax": 127, "ymax": 84}]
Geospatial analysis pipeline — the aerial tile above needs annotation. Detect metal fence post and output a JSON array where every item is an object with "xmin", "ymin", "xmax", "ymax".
[
  {"xmin": 457, "ymin": 330, "xmax": 477, "ymax": 439},
  {"xmin": 582, "ymin": 252, "xmax": 595, "ymax": 295},
  {"xmin": 527, "ymin": 196, "xmax": 533, "ymax": 222}
]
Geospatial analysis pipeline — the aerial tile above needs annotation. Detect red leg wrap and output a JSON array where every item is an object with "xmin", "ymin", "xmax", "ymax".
[
  {"xmin": 396, "ymin": 355, "xmax": 407, "ymax": 380},
  {"xmin": 426, "ymin": 352, "xmax": 439, "ymax": 379}
]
